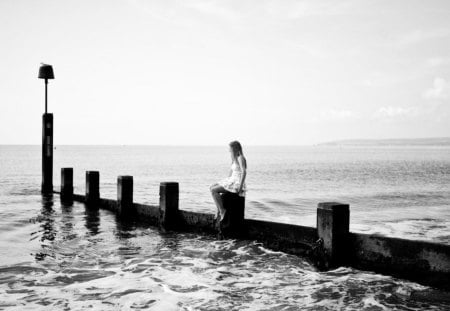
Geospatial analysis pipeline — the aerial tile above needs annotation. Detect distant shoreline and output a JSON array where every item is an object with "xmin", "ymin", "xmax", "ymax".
[{"xmin": 319, "ymin": 137, "xmax": 450, "ymax": 146}]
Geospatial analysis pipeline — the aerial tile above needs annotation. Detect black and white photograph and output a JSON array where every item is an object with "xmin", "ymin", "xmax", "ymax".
[{"xmin": 1, "ymin": 0, "xmax": 449, "ymax": 310}]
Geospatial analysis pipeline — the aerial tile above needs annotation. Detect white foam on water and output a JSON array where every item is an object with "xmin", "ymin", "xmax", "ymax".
[
  {"xmin": 361, "ymin": 295, "xmax": 391, "ymax": 310},
  {"xmin": 1, "ymin": 225, "xmax": 448, "ymax": 311},
  {"xmin": 349, "ymin": 205, "xmax": 450, "ymax": 244},
  {"xmin": 1, "ymin": 239, "xmax": 448, "ymax": 311}
]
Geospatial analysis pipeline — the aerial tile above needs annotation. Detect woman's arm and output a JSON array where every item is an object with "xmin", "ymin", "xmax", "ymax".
[{"xmin": 237, "ymin": 156, "xmax": 247, "ymax": 193}]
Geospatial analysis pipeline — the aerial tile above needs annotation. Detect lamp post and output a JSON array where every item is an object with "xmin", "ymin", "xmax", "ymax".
[{"xmin": 39, "ymin": 63, "xmax": 55, "ymax": 194}]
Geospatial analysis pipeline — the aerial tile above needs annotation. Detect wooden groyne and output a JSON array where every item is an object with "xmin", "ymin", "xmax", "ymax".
[{"xmin": 54, "ymin": 168, "xmax": 450, "ymax": 291}]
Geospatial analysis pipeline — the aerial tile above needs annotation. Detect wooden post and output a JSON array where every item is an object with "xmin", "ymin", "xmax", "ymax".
[
  {"xmin": 41, "ymin": 113, "xmax": 53, "ymax": 193},
  {"xmin": 219, "ymin": 192, "xmax": 246, "ymax": 237},
  {"xmin": 60, "ymin": 168, "xmax": 73, "ymax": 201},
  {"xmin": 118, "ymin": 176, "xmax": 133, "ymax": 216},
  {"xmin": 85, "ymin": 171, "xmax": 99, "ymax": 205},
  {"xmin": 159, "ymin": 182, "xmax": 179, "ymax": 230},
  {"xmin": 317, "ymin": 202, "xmax": 350, "ymax": 269}
]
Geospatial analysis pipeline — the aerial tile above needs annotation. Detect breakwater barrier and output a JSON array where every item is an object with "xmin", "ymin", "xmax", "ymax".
[{"xmin": 52, "ymin": 167, "xmax": 450, "ymax": 291}]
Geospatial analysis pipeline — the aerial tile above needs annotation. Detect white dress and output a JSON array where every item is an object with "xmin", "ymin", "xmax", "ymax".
[{"xmin": 217, "ymin": 160, "xmax": 247, "ymax": 197}]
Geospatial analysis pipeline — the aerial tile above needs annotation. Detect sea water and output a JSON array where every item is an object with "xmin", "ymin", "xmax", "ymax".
[{"xmin": 1, "ymin": 145, "xmax": 449, "ymax": 310}]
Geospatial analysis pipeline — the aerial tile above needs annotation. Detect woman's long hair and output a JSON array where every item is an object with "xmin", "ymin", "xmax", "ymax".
[{"xmin": 229, "ymin": 140, "xmax": 244, "ymax": 161}]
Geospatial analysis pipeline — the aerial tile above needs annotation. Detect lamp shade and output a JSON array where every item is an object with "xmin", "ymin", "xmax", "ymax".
[{"xmin": 38, "ymin": 64, "xmax": 55, "ymax": 79}]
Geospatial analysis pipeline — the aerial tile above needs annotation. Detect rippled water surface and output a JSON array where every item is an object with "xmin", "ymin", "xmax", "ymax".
[{"xmin": 1, "ymin": 145, "xmax": 449, "ymax": 309}]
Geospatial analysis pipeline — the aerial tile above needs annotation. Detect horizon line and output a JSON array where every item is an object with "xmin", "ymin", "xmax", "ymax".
[{"xmin": 2, "ymin": 137, "xmax": 450, "ymax": 147}]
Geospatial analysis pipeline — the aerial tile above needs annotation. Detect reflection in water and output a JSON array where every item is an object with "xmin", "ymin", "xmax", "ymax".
[
  {"xmin": 34, "ymin": 194, "xmax": 57, "ymax": 261},
  {"xmin": 60, "ymin": 200, "xmax": 74, "ymax": 239},
  {"xmin": 114, "ymin": 216, "xmax": 142, "ymax": 260},
  {"xmin": 84, "ymin": 207, "xmax": 100, "ymax": 236},
  {"xmin": 114, "ymin": 215, "xmax": 137, "ymax": 239}
]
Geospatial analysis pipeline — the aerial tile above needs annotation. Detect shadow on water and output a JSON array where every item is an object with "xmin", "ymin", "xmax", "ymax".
[
  {"xmin": 112, "ymin": 213, "xmax": 184, "ymax": 261},
  {"xmin": 34, "ymin": 194, "xmax": 57, "ymax": 261},
  {"xmin": 60, "ymin": 199, "xmax": 75, "ymax": 240},
  {"xmin": 114, "ymin": 214, "xmax": 138, "ymax": 239},
  {"xmin": 113, "ymin": 215, "xmax": 143, "ymax": 260},
  {"xmin": 84, "ymin": 207, "xmax": 100, "ymax": 236}
]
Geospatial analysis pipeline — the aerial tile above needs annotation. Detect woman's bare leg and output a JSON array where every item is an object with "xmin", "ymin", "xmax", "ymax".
[
  {"xmin": 209, "ymin": 184, "xmax": 220, "ymax": 219},
  {"xmin": 210, "ymin": 184, "xmax": 228, "ymax": 221}
]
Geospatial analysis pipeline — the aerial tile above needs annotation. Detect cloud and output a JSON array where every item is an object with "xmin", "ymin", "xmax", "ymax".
[
  {"xmin": 423, "ymin": 78, "xmax": 450, "ymax": 100},
  {"xmin": 374, "ymin": 106, "xmax": 418, "ymax": 118}
]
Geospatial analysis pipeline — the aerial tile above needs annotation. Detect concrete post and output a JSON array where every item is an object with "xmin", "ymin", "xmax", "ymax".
[
  {"xmin": 60, "ymin": 168, "xmax": 73, "ymax": 201},
  {"xmin": 41, "ymin": 113, "xmax": 53, "ymax": 193},
  {"xmin": 219, "ymin": 192, "xmax": 245, "ymax": 237},
  {"xmin": 118, "ymin": 176, "xmax": 133, "ymax": 216},
  {"xmin": 317, "ymin": 202, "xmax": 350, "ymax": 268},
  {"xmin": 159, "ymin": 182, "xmax": 179, "ymax": 230},
  {"xmin": 85, "ymin": 171, "xmax": 99, "ymax": 205}
]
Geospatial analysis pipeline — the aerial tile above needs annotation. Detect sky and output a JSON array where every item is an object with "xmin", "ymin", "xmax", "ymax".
[{"xmin": 0, "ymin": 0, "xmax": 449, "ymax": 145}]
